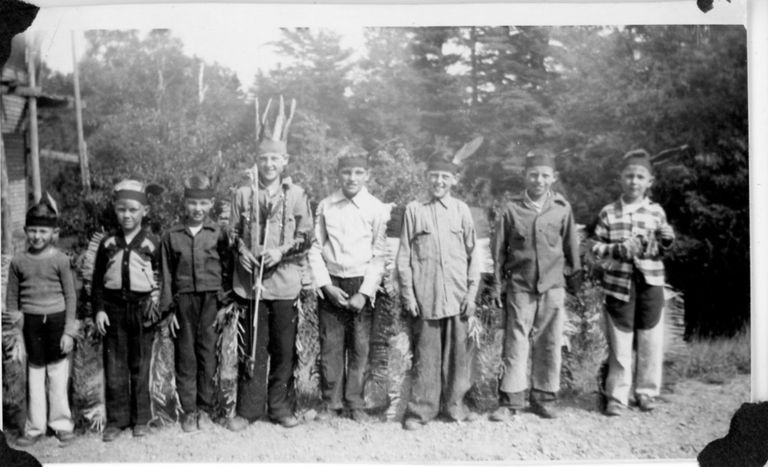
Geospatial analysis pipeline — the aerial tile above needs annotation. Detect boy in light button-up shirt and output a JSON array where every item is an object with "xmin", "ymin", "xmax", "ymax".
[{"xmin": 309, "ymin": 155, "xmax": 388, "ymax": 423}]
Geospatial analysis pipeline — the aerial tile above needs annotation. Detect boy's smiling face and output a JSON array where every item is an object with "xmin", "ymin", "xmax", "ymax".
[
  {"xmin": 256, "ymin": 152, "xmax": 288, "ymax": 184},
  {"xmin": 620, "ymin": 164, "xmax": 653, "ymax": 202},
  {"xmin": 24, "ymin": 226, "xmax": 56, "ymax": 252},
  {"xmin": 338, "ymin": 166, "xmax": 369, "ymax": 199},
  {"xmin": 115, "ymin": 198, "xmax": 148, "ymax": 233},
  {"xmin": 525, "ymin": 165, "xmax": 557, "ymax": 200},
  {"xmin": 185, "ymin": 198, "xmax": 214, "ymax": 225},
  {"xmin": 426, "ymin": 170, "xmax": 457, "ymax": 199}
]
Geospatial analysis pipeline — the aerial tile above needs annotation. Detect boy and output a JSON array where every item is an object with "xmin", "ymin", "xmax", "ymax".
[
  {"xmin": 160, "ymin": 174, "xmax": 232, "ymax": 432},
  {"xmin": 490, "ymin": 149, "xmax": 581, "ymax": 421},
  {"xmin": 93, "ymin": 179, "xmax": 162, "ymax": 441},
  {"xmin": 308, "ymin": 155, "xmax": 388, "ymax": 423},
  {"xmin": 227, "ymin": 97, "xmax": 313, "ymax": 430},
  {"xmin": 591, "ymin": 149, "xmax": 674, "ymax": 416},
  {"xmin": 397, "ymin": 157, "xmax": 479, "ymax": 431},
  {"xmin": 7, "ymin": 196, "xmax": 77, "ymax": 446}
]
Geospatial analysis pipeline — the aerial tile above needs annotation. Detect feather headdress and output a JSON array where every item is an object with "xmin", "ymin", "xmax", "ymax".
[
  {"xmin": 427, "ymin": 136, "xmax": 484, "ymax": 173},
  {"xmin": 255, "ymin": 95, "xmax": 297, "ymax": 155}
]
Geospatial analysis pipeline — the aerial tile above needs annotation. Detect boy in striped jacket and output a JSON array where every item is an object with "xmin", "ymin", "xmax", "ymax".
[{"xmin": 591, "ymin": 149, "xmax": 675, "ymax": 416}]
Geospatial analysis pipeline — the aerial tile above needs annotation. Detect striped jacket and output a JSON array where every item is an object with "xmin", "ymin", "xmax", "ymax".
[{"xmin": 591, "ymin": 197, "xmax": 674, "ymax": 302}]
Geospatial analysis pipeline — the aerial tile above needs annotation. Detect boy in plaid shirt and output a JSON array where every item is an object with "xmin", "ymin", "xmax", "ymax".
[{"xmin": 591, "ymin": 149, "xmax": 675, "ymax": 416}]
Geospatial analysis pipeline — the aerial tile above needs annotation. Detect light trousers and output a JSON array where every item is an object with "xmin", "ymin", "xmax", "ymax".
[
  {"xmin": 499, "ymin": 287, "xmax": 565, "ymax": 404},
  {"xmin": 25, "ymin": 357, "xmax": 74, "ymax": 437},
  {"xmin": 603, "ymin": 310, "xmax": 665, "ymax": 405}
]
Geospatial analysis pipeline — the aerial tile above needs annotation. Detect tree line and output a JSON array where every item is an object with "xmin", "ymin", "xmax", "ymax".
[{"xmin": 37, "ymin": 25, "xmax": 748, "ymax": 337}]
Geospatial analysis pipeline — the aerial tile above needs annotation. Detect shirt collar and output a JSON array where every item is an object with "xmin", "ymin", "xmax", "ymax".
[
  {"xmin": 424, "ymin": 193, "xmax": 452, "ymax": 209},
  {"xmin": 620, "ymin": 196, "xmax": 651, "ymax": 214},
  {"xmin": 330, "ymin": 187, "xmax": 371, "ymax": 208},
  {"xmin": 523, "ymin": 190, "xmax": 551, "ymax": 212}
]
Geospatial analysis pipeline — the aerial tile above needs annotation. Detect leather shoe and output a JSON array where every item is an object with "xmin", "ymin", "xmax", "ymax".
[
  {"xmin": 530, "ymin": 400, "xmax": 559, "ymax": 419},
  {"xmin": 636, "ymin": 394, "xmax": 655, "ymax": 412},
  {"xmin": 181, "ymin": 412, "xmax": 199, "ymax": 433},
  {"xmin": 102, "ymin": 426, "xmax": 123, "ymax": 442},
  {"xmin": 403, "ymin": 418, "xmax": 423, "ymax": 431},
  {"xmin": 226, "ymin": 415, "xmax": 249, "ymax": 432},
  {"xmin": 604, "ymin": 400, "xmax": 623, "ymax": 417},
  {"xmin": 489, "ymin": 407, "xmax": 516, "ymax": 422},
  {"xmin": 132, "ymin": 424, "xmax": 150, "ymax": 437},
  {"xmin": 15, "ymin": 434, "xmax": 42, "ymax": 447},
  {"xmin": 351, "ymin": 409, "xmax": 371, "ymax": 423},
  {"xmin": 56, "ymin": 430, "xmax": 76, "ymax": 446},
  {"xmin": 275, "ymin": 415, "xmax": 299, "ymax": 428}
]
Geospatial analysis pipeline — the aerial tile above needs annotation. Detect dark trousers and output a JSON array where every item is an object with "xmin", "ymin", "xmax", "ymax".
[
  {"xmin": 23, "ymin": 312, "xmax": 66, "ymax": 366},
  {"xmin": 605, "ymin": 270, "xmax": 665, "ymax": 332},
  {"xmin": 174, "ymin": 292, "xmax": 219, "ymax": 415},
  {"xmin": 318, "ymin": 276, "xmax": 372, "ymax": 411},
  {"xmin": 235, "ymin": 298, "xmax": 298, "ymax": 421},
  {"xmin": 407, "ymin": 315, "xmax": 470, "ymax": 423},
  {"xmin": 103, "ymin": 297, "xmax": 154, "ymax": 428}
]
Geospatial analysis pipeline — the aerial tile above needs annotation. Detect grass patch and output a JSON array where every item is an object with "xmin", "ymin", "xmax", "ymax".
[{"xmin": 666, "ymin": 327, "xmax": 750, "ymax": 384}]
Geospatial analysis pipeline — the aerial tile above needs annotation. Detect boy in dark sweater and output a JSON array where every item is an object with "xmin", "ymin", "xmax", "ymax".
[
  {"xmin": 160, "ymin": 174, "xmax": 232, "ymax": 432},
  {"xmin": 6, "ymin": 197, "xmax": 77, "ymax": 447},
  {"xmin": 92, "ymin": 179, "xmax": 162, "ymax": 441}
]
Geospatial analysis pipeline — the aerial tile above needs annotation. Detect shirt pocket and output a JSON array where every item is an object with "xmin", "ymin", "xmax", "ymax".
[
  {"xmin": 412, "ymin": 226, "xmax": 433, "ymax": 262},
  {"xmin": 544, "ymin": 221, "xmax": 562, "ymax": 247}
]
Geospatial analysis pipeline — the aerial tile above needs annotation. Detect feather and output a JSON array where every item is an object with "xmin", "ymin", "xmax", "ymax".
[
  {"xmin": 261, "ymin": 98, "xmax": 273, "ymax": 140},
  {"xmin": 272, "ymin": 95, "xmax": 285, "ymax": 142},
  {"xmin": 281, "ymin": 98, "xmax": 297, "ymax": 143},
  {"xmin": 451, "ymin": 136, "xmax": 484, "ymax": 165},
  {"xmin": 43, "ymin": 191, "xmax": 59, "ymax": 216},
  {"xmin": 254, "ymin": 99, "xmax": 261, "ymax": 141}
]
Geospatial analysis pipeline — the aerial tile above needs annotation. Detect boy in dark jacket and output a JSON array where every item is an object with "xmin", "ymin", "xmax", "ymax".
[
  {"xmin": 160, "ymin": 174, "xmax": 232, "ymax": 432},
  {"xmin": 490, "ymin": 149, "xmax": 581, "ymax": 421}
]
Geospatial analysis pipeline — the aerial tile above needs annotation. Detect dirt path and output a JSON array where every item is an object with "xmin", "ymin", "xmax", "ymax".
[{"xmin": 17, "ymin": 374, "xmax": 746, "ymax": 463}]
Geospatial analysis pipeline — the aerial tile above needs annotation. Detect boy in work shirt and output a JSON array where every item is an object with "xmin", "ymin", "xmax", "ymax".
[
  {"xmin": 490, "ymin": 149, "xmax": 580, "ymax": 421},
  {"xmin": 93, "ymin": 180, "xmax": 162, "ymax": 441},
  {"xmin": 397, "ymin": 157, "xmax": 479, "ymax": 431},
  {"xmin": 309, "ymin": 155, "xmax": 388, "ymax": 423},
  {"xmin": 591, "ymin": 149, "xmax": 674, "ymax": 416},
  {"xmin": 160, "ymin": 174, "xmax": 232, "ymax": 432},
  {"xmin": 227, "ymin": 97, "xmax": 313, "ymax": 430},
  {"xmin": 7, "ymin": 196, "xmax": 77, "ymax": 446}
]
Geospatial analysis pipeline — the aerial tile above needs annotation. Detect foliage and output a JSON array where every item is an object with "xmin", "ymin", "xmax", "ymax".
[{"xmin": 665, "ymin": 327, "xmax": 750, "ymax": 384}]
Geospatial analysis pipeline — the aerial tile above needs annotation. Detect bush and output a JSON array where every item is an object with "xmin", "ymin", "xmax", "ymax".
[{"xmin": 666, "ymin": 327, "xmax": 750, "ymax": 384}]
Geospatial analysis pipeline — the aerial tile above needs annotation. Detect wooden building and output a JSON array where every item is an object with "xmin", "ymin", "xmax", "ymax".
[{"xmin": 1, "ymin": 34, "xmax": 72, "ymax": 254}]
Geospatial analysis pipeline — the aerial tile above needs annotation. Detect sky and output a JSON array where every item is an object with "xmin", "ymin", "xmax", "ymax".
[{"xmin": 33, "ymin": 26, "xmax": 366, "ymax": 91}]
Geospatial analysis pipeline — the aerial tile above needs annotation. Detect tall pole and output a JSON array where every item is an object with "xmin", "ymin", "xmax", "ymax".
[
  {"xmin": 26, "ymin": 42, "xmax": 41, "ymax": 203},
  {"xmin": 72, "ymin": 31, "xmax": 90, "ymax": 193}
]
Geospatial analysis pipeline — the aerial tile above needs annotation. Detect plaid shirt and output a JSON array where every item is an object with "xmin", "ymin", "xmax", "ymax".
[{"xmin": 592, "ymin": 197, "xmax": 674, "ymax": 302}]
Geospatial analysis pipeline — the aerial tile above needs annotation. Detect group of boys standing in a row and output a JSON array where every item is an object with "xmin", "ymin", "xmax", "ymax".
[{"xmin": 6, "ymin": 98, "xmax": 675, "ymax": 447}]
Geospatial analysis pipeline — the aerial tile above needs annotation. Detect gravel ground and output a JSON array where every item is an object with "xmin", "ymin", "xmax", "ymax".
[{"xmin": 10, "ymin": 373, "xmax": 747, "ymax": 464}]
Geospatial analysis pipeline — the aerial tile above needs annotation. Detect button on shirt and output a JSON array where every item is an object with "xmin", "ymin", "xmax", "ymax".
[
  {"xmin": 308, "ymin": 187, "xmax": 388, "ymax": 298},
  {"xmin": 396, "ymin": 195, "xmax": 480, "ymax": 320}
]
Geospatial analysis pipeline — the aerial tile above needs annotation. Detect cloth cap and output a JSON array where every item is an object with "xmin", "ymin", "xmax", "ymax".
[
  {"xmin": 621, "ymin": 149, "xmax": 653, "ymax": 172},
  {"xmin": 25, "ymin": 204, "xmax": 57, "ymax": 228},
  {"xmin": 426, "ymin": 157, "xmax": 460, "ymax": 174},
  {"xmin": 184, "ymin": 188, "xmax": 215, "ymax": 199},
  {"xmin": 114, "ymin": 179, "xmax": 148, "ymax": 205},
  {"xmin": 337, "ymin": 155, "xmax": 369, "ymax": 171},
  {"xmin": 257, "ymin": 139, "xmax": 287, "ymax": 156},
  {"xmin": 524, "ymin": 149, "xmax": 556, "ymax": 170}
]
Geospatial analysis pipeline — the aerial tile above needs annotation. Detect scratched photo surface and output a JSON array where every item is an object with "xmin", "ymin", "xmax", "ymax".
[{"xmin": 1, "ymin": 7, "xmax": 749, "ymax": 463}]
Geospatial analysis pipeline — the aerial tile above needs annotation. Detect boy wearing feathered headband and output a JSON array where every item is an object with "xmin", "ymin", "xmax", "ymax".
[
  {"xmin": 397, "ymin": 155, "xmax": 480, "ymax": 431},
  {"xmin": 7, "ymin": 195, "xmax": 77, "ymax": 447},
  {"xmin": 308, "ymin": 154, "xmax": 388, "ymax": 423},
  {"xmin": 92, "ymin": 179, "xmax": 162, "ymax": 441},
  {"xmin": 490, "ymin": 149, "xmax": 581, "ymax": 422},
  {"xmin": 227, "ymin": 97, "xmax": 313, "ymax": 430},
  {"xmin": 591, "ymin": 149, "xmax": 674, "ymax": 417},
  {"xmin": 159, "ymin": 174, "xmax": 233, "ymax": 432}
]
